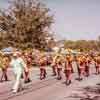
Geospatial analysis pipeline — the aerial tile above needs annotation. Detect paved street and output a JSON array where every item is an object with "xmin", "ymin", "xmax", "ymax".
[
  {"xmin": 0, "ymin": 64, "xmax": 100, "ymax": 100},
  {"xmin": 0, "ymin": 0, "xmax": 100, "ymax": 100}
]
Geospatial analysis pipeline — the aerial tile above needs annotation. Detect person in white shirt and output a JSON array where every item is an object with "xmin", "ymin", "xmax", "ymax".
[{"xmin": 10, "ymin": 52, "xmax": 27, "ymax": 93}]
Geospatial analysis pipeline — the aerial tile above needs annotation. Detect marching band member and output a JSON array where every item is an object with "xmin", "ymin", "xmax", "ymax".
[
  {"xmin": 39, "ymin": 53, "xmax": 47, "ymax": 80},
  {"xmin": 0, "ymin": 54, "xmax": 9, "ymax": 82},
  {"xmin": 23, "ymin": 51, "xmax": 32, "ymax": 83},
  {"xmin": 51, "ymin": 54, "xmax": 57, "ymax": 76},
  {"xmin": 64, "ymin": 54, "xmax": 72, "ymax": 85},
  {"xmin": 56, "ymin": 55, "xmax": 63, "ymax": 80},
  {"xmin": 94, "ymin": 54, "xmax": 100, "ymax": 74},
  {"xmin": 85, "ymin": 54, "xmax": 91, "ymax": 77},
  {"xmin": 77, "ymin": 54, "xmax": 85, "ymax": 81}
]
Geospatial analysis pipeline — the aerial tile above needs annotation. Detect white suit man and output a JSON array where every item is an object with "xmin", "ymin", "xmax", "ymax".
[{"xmin": 10, "ymin": 52, "xmax": 27, "ymax": 93}]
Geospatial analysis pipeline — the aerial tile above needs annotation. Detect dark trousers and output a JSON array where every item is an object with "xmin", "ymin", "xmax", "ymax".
[
  {"xmin": 40, "ymin": 68, "xmax": 46, "ymax": 80},
  {"xmin": 95, "ymin": 66, "xmax": 100, "ymax": 74},
  {"xmin": 52, "ymin": 65, "xmax": 57, "ymax": 76},
  {"xmin": 85, "ymin": 66, "xmax": 90, "ymax": 76},
  {"xmin": 57, "ymin": 68, "xmax": 62, "ymax": 80},
  {"xmin": 24, "ymin": 70, "xmax": 31, "ymax": 83},
  {"xmin": 0, "ymin": 68, "xmax": 8, "ymax": 81}
]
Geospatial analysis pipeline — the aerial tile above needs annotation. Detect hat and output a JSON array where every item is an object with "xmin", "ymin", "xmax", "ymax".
[{"xmin": 13, "ymin": 52, "xmax": 18, "ymax": 57}]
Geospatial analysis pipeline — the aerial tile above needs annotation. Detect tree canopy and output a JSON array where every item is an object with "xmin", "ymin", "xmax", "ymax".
[
  {"xmin": 64, "ymin": 39, "xmax": 100, "ymax": 52},
  {"xmin": 0, "ymin": 0, "xmax": 53, "ymax": 49}
]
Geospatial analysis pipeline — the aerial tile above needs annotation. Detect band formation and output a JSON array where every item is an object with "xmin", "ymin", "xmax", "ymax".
[{"xmin": 0, "ymin": 48, "xmax": 100, "ymax": 93}]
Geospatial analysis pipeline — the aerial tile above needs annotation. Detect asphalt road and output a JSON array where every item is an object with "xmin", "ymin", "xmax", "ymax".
[{"xmin": 0, "ymin": 63, "xmax": 100, "ymax": 100}]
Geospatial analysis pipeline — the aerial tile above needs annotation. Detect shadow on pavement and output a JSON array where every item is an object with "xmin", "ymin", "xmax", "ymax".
[{"xmin": 68, "ymin": 83, "xmax": 100, "ymax": 100}]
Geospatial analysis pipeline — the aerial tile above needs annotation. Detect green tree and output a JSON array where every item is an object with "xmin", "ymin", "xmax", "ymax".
[
  {"xmin": 64, "ymin": 40, "xmax": 99, "ymax": 51},
  {"xmin": 98, "ymin": 35, "xmax": 100, "ymax": 49},
  {"xmin": 0, "ymin": 0, "xmax": 53, "ymax": 49}
]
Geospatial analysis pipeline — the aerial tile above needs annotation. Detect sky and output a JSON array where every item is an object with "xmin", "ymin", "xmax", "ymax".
[{"xmin": 0, "ymin": 0, "xmax": 100, "ymax": 40}]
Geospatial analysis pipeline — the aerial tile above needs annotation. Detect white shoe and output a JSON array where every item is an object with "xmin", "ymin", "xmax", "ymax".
[{"xmin": 12, "ymin": 90, "xmax": 17, "ymax": 94}]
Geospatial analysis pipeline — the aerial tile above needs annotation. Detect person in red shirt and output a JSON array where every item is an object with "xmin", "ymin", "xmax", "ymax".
[
  {"xmin": 39, "ymin": 54, "xmax": 47, "ymax": 80},
  {"xmin": 0, "ymin": 54, "xmax": 9, "ymax": 82},
  {"xmin": 23, "ymin": 52, "xmax": 32, "ymax": 83},
  {"xmin": 51, "ymin": 54, "xmax": 57, "ymax": 76},
  {"xmin": 56, "ymin": 55, "xmax": 63, "ymax": 80},
  {"xmin": 85, "ymin": 54, "xmax": 91, "ymax": 77},
  {"xmin": 94, "ymin": 54, "xmax": 100, "ymax": 75},
  {"xmin": 77, "ymin": 55, "xmax": 85, "ymax": 81},
  {"xmin": 64, "ymin": 54, "xmax": 72, "ymax": 85}
]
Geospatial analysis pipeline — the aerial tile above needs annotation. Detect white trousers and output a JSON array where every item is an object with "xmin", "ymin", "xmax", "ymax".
[{"xmin": 12, "ymin": 72, "xmax": 22, "ymax": 92}]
